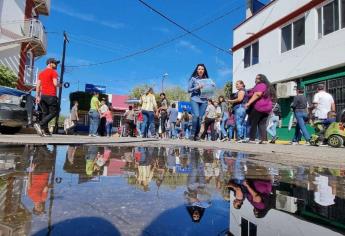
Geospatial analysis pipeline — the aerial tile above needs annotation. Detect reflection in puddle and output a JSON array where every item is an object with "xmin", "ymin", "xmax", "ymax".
[{"xmin": 0, "ymin": 145, "xmax": 344, "ymax": 235}]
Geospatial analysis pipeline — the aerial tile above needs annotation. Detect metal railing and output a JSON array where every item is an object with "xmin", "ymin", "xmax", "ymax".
[
  {"xmin": 25, "ymin": 19, "xmax": 47, "ymax": 51},
  {"xmin": 24, "ymin": 65, "xmax": 38, "ymax": 86},
  {"xmin": 0, "ymin": 19, "xmax": 47, "ymax": 54}
]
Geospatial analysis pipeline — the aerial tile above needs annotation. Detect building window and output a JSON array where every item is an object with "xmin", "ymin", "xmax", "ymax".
[
  {"xmin": 244, "ymin": 41, "xmax": 259, "ymax": 68},
  {"xmin": 281, "ymin": 17, "xmax": 305, "ymax": 53},
  {"xmin": 318, "ymin": 0, "xmax": 340, "ymax": 37},
  {"xmin": 241, "ymin": 218, "xmax": 257, "ymax": 236}
]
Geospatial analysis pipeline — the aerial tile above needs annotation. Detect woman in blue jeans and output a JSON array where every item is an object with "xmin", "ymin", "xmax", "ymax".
[
  {"xmin": 290, "ymin": 87, "xmax": 311, "ymax": 144},
  {"xmin": 188, "ymin": 64, "xmax": 209, "ymax": 141},
  {"xmin": 228, "ymin": 80, "xmax": 247, "ymax": 141}
]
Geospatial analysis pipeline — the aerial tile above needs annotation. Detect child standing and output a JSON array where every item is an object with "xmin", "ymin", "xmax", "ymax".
[
  {"xmin": 226, "ymin": 108, "xmax": 235, "ymax": 141},
  {"xmin": 101, "ymin": 106, "xmax": 113, "ymax": 137},
  {"xmin": 200, "ymin": 99, "xmax": 217, "ymax": 141}
]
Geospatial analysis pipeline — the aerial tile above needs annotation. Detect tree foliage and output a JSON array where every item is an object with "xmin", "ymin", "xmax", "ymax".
[
  {"xmin": 0, "ymin": 65, "xmax": 17, "ymax": 88},
  {"xmin": 129, "ymin": 84, "xmax": 189, "ymax": 102},
  {"xmin": 223, "ymin": 81, "xmax": 233, "ymax": 99}
]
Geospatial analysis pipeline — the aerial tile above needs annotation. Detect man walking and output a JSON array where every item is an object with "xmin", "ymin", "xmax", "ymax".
[
  {"xmin": 313, "ymin": 84, "xmax": 335, "ymax": 120},
  {"xmin": 34, "ymin": 58, "xmax": 60, "ymax": 136}
]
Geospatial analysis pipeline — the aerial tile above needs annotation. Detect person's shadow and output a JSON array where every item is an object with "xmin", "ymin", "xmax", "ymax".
[{"xmin": 32, "ymin": 216, "xmax": 120, "ymax": 236}]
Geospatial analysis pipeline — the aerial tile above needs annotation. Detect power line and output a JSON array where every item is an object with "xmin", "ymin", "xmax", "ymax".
[
  {"xmin": 66, "ymin": 3, "xmax": 243, "ymax": 68},
  {"xmin": 137, "ymin": 0, "xmax": 231, "ymax": 55}
]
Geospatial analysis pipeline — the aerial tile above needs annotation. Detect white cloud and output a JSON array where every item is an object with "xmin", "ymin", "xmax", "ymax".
[
  {"xmin": 152, "ymin": 27, "xmax": 171, "ymax": 34},
  {"xmin": 177, "ymin": 40, "xmax": 202, "ymax": 54},
  {"xmin": 52, "ymin": 5, "xmax": 125, "ymax": 30}
]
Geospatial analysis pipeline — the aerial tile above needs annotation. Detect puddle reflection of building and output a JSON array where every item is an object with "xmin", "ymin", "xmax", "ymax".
[
  {"xmin": 228, "ymin": 163, "xmax": 345, "ymax": 236},
  {"xmin": 0, "ymin": 146, "xmax": 33, "ymax": 235}
]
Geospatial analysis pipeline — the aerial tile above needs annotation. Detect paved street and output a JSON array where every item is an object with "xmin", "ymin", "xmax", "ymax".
[{"xmin": 1, "ymin": 134, "xmax": 344, "ymax": 169}]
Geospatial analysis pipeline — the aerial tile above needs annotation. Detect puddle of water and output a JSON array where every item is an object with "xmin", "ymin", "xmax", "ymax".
[{"xmin": 0, "ymin": 145, "xmax": 344, "ymax": 236}]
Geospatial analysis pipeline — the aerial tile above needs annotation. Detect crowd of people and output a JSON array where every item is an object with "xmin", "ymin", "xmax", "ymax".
[
  {"xmin": 33, "ymin": 58, "xmax": 337, "ymax": 145},
  {"xmin": 110, "ymin": 64, "xmax": 336, "ymax": 145}
]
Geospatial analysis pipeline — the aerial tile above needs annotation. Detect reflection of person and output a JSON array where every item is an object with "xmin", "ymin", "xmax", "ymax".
[
  {"xmin": 136, "ymin": 147, "xmax": 155, "ymax": 191},
  {"xmin": 227, "ymin": 181, "xmax": 244, "ymax": 209},
  {"xmin": 188, "ymin": 64, "xmax": 210, "ymax": 141},
  {"xmin": 27, "ymin": 146, "xmax": 55, "ymax": 215},
  {"xmin": 243, "ymin": 179, "xmax": 274, "ymax": 218},
  {"xmin": 185, "ymin": 149, "xmax": 211, "ymax": 223}
]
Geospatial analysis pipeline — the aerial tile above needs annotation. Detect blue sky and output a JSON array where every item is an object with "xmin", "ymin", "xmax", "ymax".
[{"xmin": 36, "ymin": 0, "xmax": 269, "ymax": 115}]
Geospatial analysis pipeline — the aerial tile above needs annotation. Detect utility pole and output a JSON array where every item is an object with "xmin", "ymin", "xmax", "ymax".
[
  {"xmin": 161, "ymin": 73, "xmax": 168, "ymax": 92},
  {"xmin": 54, "ymin": 31, "xmax": 69, "ymax": 134}
]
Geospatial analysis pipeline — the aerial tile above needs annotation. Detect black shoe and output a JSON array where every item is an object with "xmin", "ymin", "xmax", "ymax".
[{"xmin": 43, "ymin": 130, "xmax": 52, "ymax": 137}]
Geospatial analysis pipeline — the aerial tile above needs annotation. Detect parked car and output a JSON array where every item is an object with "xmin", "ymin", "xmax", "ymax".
[{"xmin": 0, "ymin": 86, "xmax": 33, "ymax": 134}]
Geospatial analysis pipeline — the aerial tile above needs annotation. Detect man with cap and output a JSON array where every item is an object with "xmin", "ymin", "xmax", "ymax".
[
  {"xmin": 312, "ymin": 84, "xmax": 335, "ymax": 120},
  {"xmin": 34, "ymin": 58, "xmax": 61, "ymax": 136}
]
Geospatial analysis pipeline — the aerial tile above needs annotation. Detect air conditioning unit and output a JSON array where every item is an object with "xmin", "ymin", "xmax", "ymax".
[{"xmin": 276, "ymin": 81, "xmax": 297, "ymax": 98}]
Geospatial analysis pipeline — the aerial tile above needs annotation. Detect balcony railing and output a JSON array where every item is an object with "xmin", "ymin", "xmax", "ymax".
[
  {"xmin": 24, "ymin": 19, "xmax": 47, "ymax": 56},
  {"xmin": 0, "ymin": 19, "xmax": 47, "ymax": 56},
  {"xmin": 33, "ymin": 0, "xmax": 51, "ymax": 15},
  {"xmin": 24, "ymin": 65, "xmax": 38, "ymax": 86}
]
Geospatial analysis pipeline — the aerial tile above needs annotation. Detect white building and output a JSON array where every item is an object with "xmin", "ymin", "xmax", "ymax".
[
  {"xmin": 232, "ymin": 0, "xmax": 345, "ymax": 129},
  {"xmin": 0, "ymin": 0, "xmax": 50, "ymax": 91}
]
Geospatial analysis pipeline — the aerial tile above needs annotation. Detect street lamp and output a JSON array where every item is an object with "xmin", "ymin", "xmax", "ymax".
[{"xmin": 162, "ymin": 73, "xmax": 168, "ymax": 92}]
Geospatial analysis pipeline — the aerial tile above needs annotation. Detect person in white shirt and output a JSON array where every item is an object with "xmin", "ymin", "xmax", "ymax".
[{"xmin": 312, "ymin": 84, "xmax": 335, "ymax": 120}]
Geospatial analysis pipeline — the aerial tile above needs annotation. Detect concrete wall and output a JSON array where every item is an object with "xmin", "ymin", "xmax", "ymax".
[
  {"xmin": 0, "ymin": 0, "xmax": 26, "ymax": 74},
  {"xmin": 232, "ymin": 0, "xmax": 345, "ymax": 89},
  {"xmin": 0, "ymin": 45, "xmax": 21, "ymax": 75}
]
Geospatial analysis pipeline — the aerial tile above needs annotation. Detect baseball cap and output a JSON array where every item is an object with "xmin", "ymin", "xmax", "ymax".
[{"xmin": 46, "ymin": 58, "xmax": 60, "ymax": 65}]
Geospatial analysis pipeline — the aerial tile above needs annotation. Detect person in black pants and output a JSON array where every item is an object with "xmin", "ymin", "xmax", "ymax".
[
  {"xmin": 245, "ymin": 74, "xmax": 275, "ymax": 144},
  {"xmin": 34, "ymin": 58, "xmax": 61, "ymax": 136}
]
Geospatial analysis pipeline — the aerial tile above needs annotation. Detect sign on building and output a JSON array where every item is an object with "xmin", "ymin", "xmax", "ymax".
[{"xmin": 85, "ymin": 84, "xmax": 106, "ymax": 94}]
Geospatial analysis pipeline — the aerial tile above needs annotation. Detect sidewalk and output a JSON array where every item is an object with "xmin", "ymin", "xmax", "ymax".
[{"xmin": 0, "ymin": 134, "xmax": 343, "ymax": 169}]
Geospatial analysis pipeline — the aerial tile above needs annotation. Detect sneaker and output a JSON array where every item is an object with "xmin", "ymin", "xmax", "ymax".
[
  {"xmin": 259, "ymin": 141, "xmax": 268, "ymax": 144},
  {"xmin": 221, "ymin": 137, "xmax": 229, "ymax": 142},
  {"xmin": 42, "ymin": 131, "xmax": 52, "ymax": 137},
  {"xmin": 290, "ymin": 141, "xmax": 299, "ymax": 145},
  {"xmin": 33, "ymin": 123, "xmax": 43, "ymax": 136}
]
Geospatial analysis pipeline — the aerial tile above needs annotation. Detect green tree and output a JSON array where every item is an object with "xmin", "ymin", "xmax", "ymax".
[
  {"xmin": 164, "ymin": 86, "xmax": 189, "ymax": 102},
  {"xmin": 0, "ymin": 65, "xmax": 17, "ymax": 88},
  {"xmin": 129, "ymin": 84, "xmax": 189, "ymax": 102},
  {"xmin": 223, "ymin": 81, "xmax": 233, "ymax": 98},
  {"xmin": 129, "ymin": 84, "xmax": 151, "ymax": 99}
]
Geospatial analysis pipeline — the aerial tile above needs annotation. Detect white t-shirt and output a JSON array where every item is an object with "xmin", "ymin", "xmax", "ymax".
[{"xmin": 313, "ymin": 91, "xmax": 334, "ymax": 119}]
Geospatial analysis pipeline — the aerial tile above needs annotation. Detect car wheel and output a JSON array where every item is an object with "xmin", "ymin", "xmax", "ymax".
[
  {"xmin": 327, "ymin": 135, "xmax": 344, "ymax": 148},
  {"xmin": 0, "ymin": 126, "xmax": 22, "ymax": 134}
]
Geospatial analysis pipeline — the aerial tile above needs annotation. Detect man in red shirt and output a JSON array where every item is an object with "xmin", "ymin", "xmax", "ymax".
[{"xmin": 34, "ymin": 58, "xmax": 60, "ymax": 136}]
